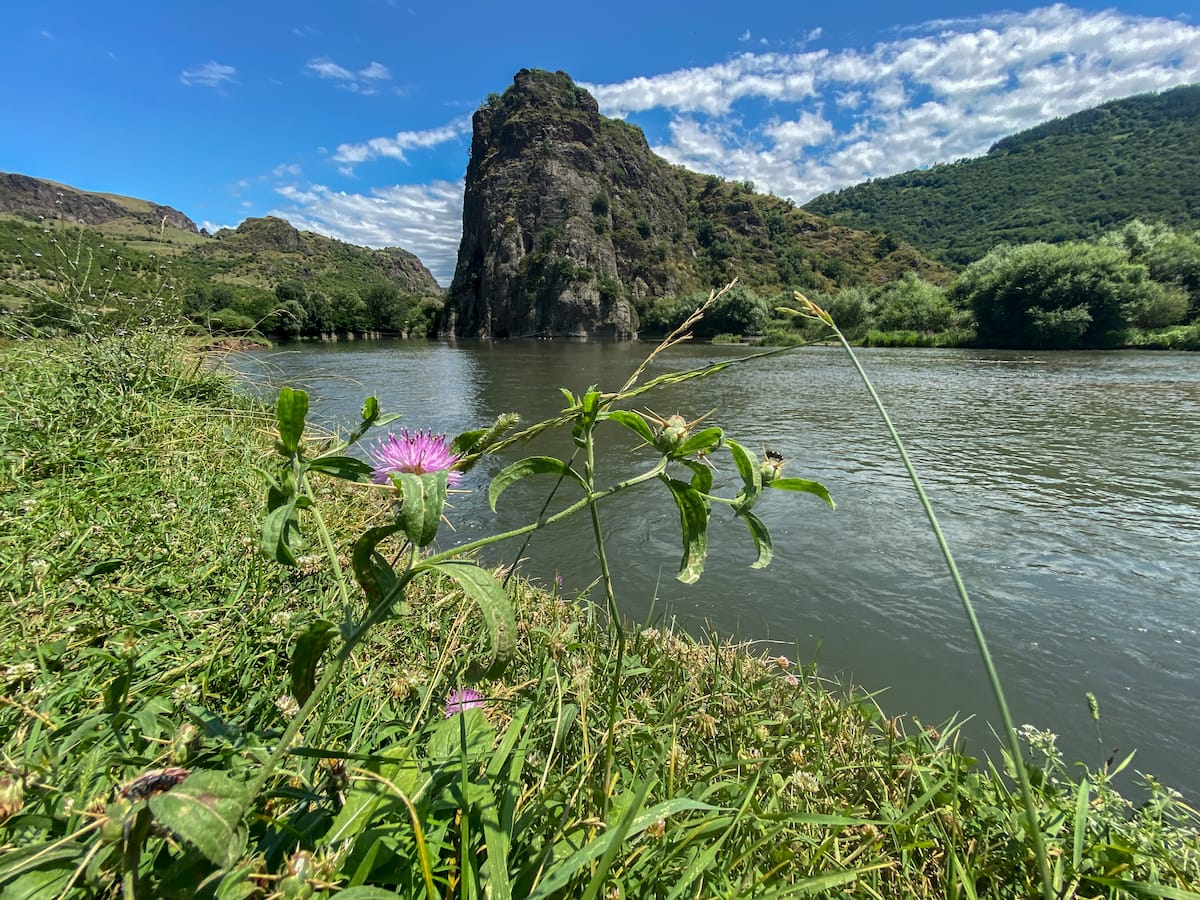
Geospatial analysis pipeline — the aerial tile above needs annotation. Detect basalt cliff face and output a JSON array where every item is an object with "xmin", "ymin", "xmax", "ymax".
[{"xmin": 440, "ymin": 69, "xmax": 945, "ymax": 340}]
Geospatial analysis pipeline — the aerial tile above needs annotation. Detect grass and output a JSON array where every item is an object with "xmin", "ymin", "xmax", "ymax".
[{"xmin": 1, "ymin": 330, "xmax": 1198, "ymax": 898}]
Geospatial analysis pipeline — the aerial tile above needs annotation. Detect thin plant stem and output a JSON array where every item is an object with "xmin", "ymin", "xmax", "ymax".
[{"xmin": 812, "ymin": 307, "xmax": 1054, "ymax": 900}]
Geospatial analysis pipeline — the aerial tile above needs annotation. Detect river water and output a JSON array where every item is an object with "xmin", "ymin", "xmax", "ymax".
[{"xmin": 231, "ymin": 341, "xmax": 1200, "ymax": 799}]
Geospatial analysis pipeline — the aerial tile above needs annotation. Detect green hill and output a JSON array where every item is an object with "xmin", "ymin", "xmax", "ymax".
[
  {"xmin": 804, "ymin": 84, "xmax": 1200, "ymax": 265},
  {"xmin": 0, "ymin": 174, "xmax": 443, "ymax": 337}
]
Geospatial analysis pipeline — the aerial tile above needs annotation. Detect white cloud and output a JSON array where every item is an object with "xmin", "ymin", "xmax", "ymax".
[
  {"xmin": 269, "ymin": 180, "xmax": 464, "ymax": 285},
  {"xmin": 332, "ymin": 117, "xmax": 472, "ymax": 166},
  {"xmin": 587, "ymin": 5, "xmax": 1200, "ymax": 202},
  {"xmin": 180, "ymin": 61, "xmax": 237, "ymax": 89},
  {"xmin": 307, "ymin": 56, "xmax": 394, "ymax": 93},
  {"xmin": 272, "ymin": 163, "xmax": 302, "ymax": 178}
]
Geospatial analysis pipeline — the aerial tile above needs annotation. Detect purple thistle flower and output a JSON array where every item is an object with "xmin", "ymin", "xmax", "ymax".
[
  {"xmin": 370, "ymin": 429, "xmax": 462, "ymax": 486},
  {"xmin": 444, "ymin": 688, "xmax": 485, "ymax": 718}
]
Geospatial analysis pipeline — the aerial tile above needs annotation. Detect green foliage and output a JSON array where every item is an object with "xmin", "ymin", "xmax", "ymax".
[
  {"xmin": 871, "ymin": 272, "xmax": 956, "ymax": 332},
  {"xmin": 805, "ymin": 84, "xmax": 1200, "ymax": 265},
  {"xmin": 0, "ymin": 213, "xmax": 443, "ymax": 340},
  {"xmin": 950, "ymin": 240, "xmax": 1180, "ymax": 348}
]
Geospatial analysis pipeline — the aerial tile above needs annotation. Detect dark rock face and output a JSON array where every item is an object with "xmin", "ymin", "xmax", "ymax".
[
  {"xmin": 0, "ymin": 172, "xmax": 199, "ymax": 232},
  {"xmin": 439, "ymin": 69, "xmax": 946, "ymax": 341},
  {"xmin": 441, "ymin": 70, "xmax": 644, "ymax": 339}
]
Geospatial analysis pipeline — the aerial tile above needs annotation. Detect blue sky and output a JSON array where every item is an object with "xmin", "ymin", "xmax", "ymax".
[{"xmin": 2, "ymin": 1, "xmax": 1198, "ymax": 284}]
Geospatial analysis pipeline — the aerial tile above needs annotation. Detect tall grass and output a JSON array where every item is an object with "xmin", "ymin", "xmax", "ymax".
[{"xmin": 2, "ymin": 327, "xmax": 1198, "ymax": 898}]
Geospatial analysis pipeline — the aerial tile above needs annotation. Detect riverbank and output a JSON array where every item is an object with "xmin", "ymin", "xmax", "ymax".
[{"xmin": 2, "ymin": 330, "xmax": 1197, "ymax": 897}]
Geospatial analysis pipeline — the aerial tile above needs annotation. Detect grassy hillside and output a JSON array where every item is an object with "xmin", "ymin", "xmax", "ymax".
[{"xmin": 804, "ymin": 84, "xmax": 1200, "ymax": 265}]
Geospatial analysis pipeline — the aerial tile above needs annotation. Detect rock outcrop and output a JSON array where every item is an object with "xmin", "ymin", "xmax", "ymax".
[{"xmin": 440, "ymin": 69, "xmax": 946, "ymax": 340}]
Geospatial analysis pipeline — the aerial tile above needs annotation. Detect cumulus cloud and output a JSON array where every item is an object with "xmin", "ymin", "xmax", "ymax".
[
  {"xmin": 306, "ymin": 57, "xmax": 394, "ymax": 93},
  {"xmin": 332, "ymin": 117, "xmax": 472, "ymax": 166},
  {"xmin": 588, "ymin": 4, "xmax": 1200, "ymax": 202},
  {"xmin": 180, "ymin": 61, "xmax": 237, "ymax": 89},
  {"xmin": 269, "ymin": 180, "xmax": 464, "ymax": 285},
  {"xmin": 293, "ymin": 5, "xmax": 1198, "ymax": 280}
]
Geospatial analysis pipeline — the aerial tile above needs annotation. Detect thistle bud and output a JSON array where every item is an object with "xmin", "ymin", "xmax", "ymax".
[
  {"xmin": 759, "ymin": 449, "xmax": 785, "ymax": 484},
  {"xmin": 655, "ymin": 414, "xmax": 690, "ymax": 453}
]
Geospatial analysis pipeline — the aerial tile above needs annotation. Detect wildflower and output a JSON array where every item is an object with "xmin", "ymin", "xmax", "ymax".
[
  {"xmin": 275, "ymin": 693, "xmax": 300, "ymax": 719},
  {"xmin": 370, "ymin": 429, "xmax": 462, "ymax": 485},
  {"xmin": 783, "ymin": 674, "xmax": 800, "ymax": 687},
  {"xmin": 444, "ymin": 688, "xmax": 484, "ymax": 717},
  {"xmin": 774, "ymin": 655, "xmax": 791, "ymax": 670},
  {"xmin": 694, "ymin": 710, "xmax": 718, "ymax": 739},
  {"xmin": 791, "ymin": 771, "xmax": 820, "ymax": 793},
  {"xmin": 646, "ymin": 819, "xmax": 667, "ymax": 840}
]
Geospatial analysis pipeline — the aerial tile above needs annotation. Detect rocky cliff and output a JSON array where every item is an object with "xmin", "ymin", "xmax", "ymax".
[
  {"xmin": 440, "ymin": 69, "xmax": 946, "ymax": 340},
  {"xmin": 0, "ymin": 172, "xmax": 198, "ymax": 233}
]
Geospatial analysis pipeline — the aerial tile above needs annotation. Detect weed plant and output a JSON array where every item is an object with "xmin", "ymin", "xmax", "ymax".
[{"xmin": 1, "ymin": 310, "xmax": 1198, "ymax": 897}]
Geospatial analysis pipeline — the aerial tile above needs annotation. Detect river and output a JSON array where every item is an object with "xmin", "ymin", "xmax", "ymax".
[{"xmin": 230, "ymin": 341, "xmax": 1200, "ymax": 800}]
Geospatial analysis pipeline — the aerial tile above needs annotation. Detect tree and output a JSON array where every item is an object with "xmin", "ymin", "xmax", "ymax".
[{"xmin": 951, "ymin": 241, "xmax": 1163, "ymax": 348}]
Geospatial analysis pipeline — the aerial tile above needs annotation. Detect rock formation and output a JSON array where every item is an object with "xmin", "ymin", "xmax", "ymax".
[{"xmin": 440, "ymin": 69, "xmax": 945, "ymax": 340}]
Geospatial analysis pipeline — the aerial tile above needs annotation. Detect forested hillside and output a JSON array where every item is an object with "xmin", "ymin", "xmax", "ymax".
[{"xmin": 804, "ymin": 84, "xmax": 1200, "ymax": 264}]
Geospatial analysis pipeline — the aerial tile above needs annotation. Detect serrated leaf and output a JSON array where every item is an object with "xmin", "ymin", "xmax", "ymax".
[
  {"xmin": 391, "ymin": 471, "xmax": 448, "ymax": 547},
  {"xmin": 307, "ymin": 455, "xmax": 374, "ymax": 482},
  {"xmin": 149, "ymin": 770, "xmax": 249, "ymax": 868},
  {"xmin": 602, "ymin": 409, "xmax": 656, "ymax": 444},
  {"xmin": 275, "ymin": 388, "xmax": 308, "ymax": 455},
  {"xmin": 663, "ymin": 477, "xmax": 710, "ymax": 584},
  {"xmin": 726, "ymin": 439, "xmax": 762, "ymax": 512},
  {"xmin": 488, "ymin": 456, "xmax": 584, "ymax": 511},
  {"xmin": 674, "ymin": 426, "xmax": 723, "ymax": 458},
  {"xmin": 766, "ymin": 476, "xmax": 836, "ymax": 508},
  {"xmin": 424, "ymin": 561, "xmax": 516, "ymax": 680},
  {"xmin": 290, "ymin": 620, "xmax": 337, "ymax": 705},
  {"xmin": 736, "ymin": 507, "xmax": 774, "ymax": 569}
]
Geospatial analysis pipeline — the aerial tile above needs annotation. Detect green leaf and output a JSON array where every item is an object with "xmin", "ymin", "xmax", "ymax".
[
  {"xmin": 148, "ymin": 770, "xmax": 249, "ymax": 868},
  {"xmin": 261, "ymin": 496, "xmax": 303, "ymax": 566},
  {"xmin": 726, "ymin": 439, "xmax": 762, "ymax": 512},
  {"xmin": 736, "ymin": 507, "xmax": 774, "ymax": 569},
  {"xmin": 681, "ymin": 458, "xmax": 714, "ymax": 495},
  {"xmin": 351, "ymin": 524, "xmax": 406, "ymax": 609},
  {"xmin": 423, "ymin": 561, "xmax": 516, "ymax": 680},
  {"xmin": 335, "ymin": 889, "xmax": 413, "ymax": 899},
  {"xmin": 307, "ymin": 455, "xmax": 374, "ymax": 482},
  {"xmin": 275, "ymin": 388, "xmax": 309, "ymax": 455},
  {"xmin": 601, "ymin": 409, "xmax": 656, "ymax": 444},
  {"xmin": 428, "ymin": 708, "xmax": 495, "ymax": 763},
  {"xmin": 674, "ymin": 426, "xmax": 723, "ymax": 457},
  {"xmin": 527, "ymin": 797, "xmax": 719, "ymax": 900},
  {"xmin": 391, "ymin": 471, "xmax": 449, "ymax": 548},
  {"xmin": 766, "ymin": 476, "xmax": 836, "ymax": 508},
  {"xmin": 325, "ymin": 744, "xmax": 420, "ymax": 846},
  {"xmin": 663, "ymin": 477, "xmax": 710, "ymax": 584},
  {"xmin": 1080, "ymin": 878, "xmax": 1200, "ymax": 899},
  {"xmin": 290, "ymin": 620, "xmax": 337, "ymax": 705},
  {"xmin": 488, "ymin": 456, "xmax": 584, "ymax": 511}
]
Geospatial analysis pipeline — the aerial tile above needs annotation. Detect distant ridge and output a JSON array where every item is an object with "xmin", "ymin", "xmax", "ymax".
[{"xmin": 804, "ymin": 83, "xmax": 1200, "ymax": 264}]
